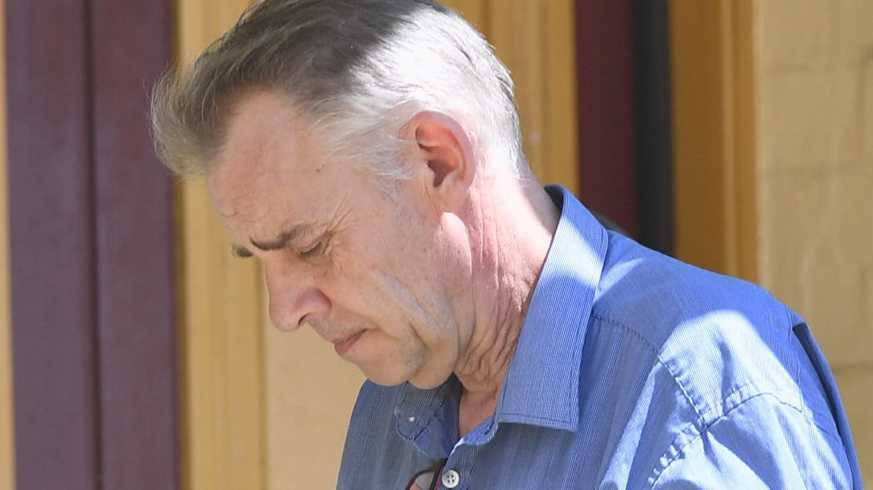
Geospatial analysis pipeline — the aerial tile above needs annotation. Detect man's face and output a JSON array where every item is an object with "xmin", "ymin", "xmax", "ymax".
[{"xmin": 208, "ymin": 91, "xmax": 473, "ymax": 389}]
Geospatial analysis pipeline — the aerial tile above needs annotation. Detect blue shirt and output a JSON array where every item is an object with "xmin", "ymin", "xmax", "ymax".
[{"xmin": 338, "ymin": 186, "xmax": 862, "ymax": 489}]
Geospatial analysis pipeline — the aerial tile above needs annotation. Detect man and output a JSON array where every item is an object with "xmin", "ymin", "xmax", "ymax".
[{"xmin": 151, "ymin": 0, "xmax": 861, "ymax": 488}]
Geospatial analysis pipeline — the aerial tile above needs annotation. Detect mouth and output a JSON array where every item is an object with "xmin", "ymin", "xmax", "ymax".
[{"xmin": 333, "ymin": 330, "xmax": 365, "ymax": 356}]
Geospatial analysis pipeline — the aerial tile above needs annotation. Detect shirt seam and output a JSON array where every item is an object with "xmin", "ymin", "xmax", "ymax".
[
  {"xmin": 646, "ymin": 387, "xmax": 848, "ymax": 489},
  {"xmin": 591, "ymin": 312, "xmax": 834, "ymax": 434},
  {"xmin": 590, "ymin": 313, "xmax": 707, "ymax": 428},
  {"xmin": 495, "ymin": 412, "xmax": 572, "ymax": 425},
  {"xmin": 590, "ymin": 313, "xmax": 841, "ymax": 489}
]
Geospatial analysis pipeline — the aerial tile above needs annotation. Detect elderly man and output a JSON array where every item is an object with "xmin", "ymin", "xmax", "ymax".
[{"xmin": 151, "ymin": 0, "xmax": 861, "ymax": 488}]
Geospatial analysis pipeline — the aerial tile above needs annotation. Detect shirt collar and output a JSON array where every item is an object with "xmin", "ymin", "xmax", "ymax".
[
  {"xmin": 494, "ymin": 185, "xmax": 608, "ymax": 432},
  {"xmin": 394, "ymin": 185, "xmax": 608, "ymax": 453}
]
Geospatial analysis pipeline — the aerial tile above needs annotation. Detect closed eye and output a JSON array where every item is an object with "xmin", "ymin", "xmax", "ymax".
[
  {"xmin": 299, "ymin": 239, "xmax": 328, "ymax": 258},
  {"xmin": 232, "ymin": 245, "xmax": 254, "ymax": 258}
]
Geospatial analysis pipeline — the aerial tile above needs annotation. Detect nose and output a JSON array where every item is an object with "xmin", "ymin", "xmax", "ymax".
[{"xmin": 264, "ymin": 262, "xmax": 331, "ymax": 332}]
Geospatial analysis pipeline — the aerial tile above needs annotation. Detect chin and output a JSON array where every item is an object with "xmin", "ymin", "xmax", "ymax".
[
  {"xmin": 406, "ymin": 365, "xmax": 455, "ymax": 390},
  {"xmin": 406, "ymin": 377, "xmax": 448, "ymax": 390},
  {"xmin": 361, "ymin": 370, "xmax": 409, "ymax": 387},
  {"xmin": 360, "ymin": 364, "xmax": 450, "ymax": 389},
  {"xmin": 356, "ymin": 361, "xmax": 413, "ymax": 387}
]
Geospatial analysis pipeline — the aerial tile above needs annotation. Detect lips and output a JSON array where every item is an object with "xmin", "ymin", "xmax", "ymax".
[{"xmin": 333, "ymin": 330, "xmax": 365, "ymax": 355}]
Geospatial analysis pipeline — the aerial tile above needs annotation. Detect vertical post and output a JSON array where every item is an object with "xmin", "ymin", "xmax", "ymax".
[
  {"xmin": 90, "ymin": 1, "xmax": 178, "ymax": 488},
  {"xmin": 175, "ymin": 1, "xmax": 266, "ymax": 489},
  {"xmin": 7, "ymin": 2, "xmax": 100, "ymax": 489},
  {"xmin": 6, "ymin": 1, "xmax": 180, "ymax": 488},
  {"xmin": 669, "ymin": 0, "xmax": 758, "ymax": 279},
  {"xmin": 0, "ymin": 0, "xmax": 15, "ymax": 486}
]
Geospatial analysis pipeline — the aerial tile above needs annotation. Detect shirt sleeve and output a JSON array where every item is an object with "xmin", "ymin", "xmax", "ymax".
[{"xmin": 650, "ymin": 392, "xmax": 854, "ymax": 489}]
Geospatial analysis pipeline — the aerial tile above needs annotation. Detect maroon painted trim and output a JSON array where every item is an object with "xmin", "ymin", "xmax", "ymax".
[
  {"xmin": 6, "ymin": 2, "xmax": 101, "ymax": 489},
  {"xmin": 90, "ymin": 1, "xmax": 178, "ymax": 489},
  {"xmin": 576, "ymin": 0, "xmax": 639, "ymax": 237},
  {"xmin": 6, "ymin": 1, "xmax": 178, "ymax": 488}
]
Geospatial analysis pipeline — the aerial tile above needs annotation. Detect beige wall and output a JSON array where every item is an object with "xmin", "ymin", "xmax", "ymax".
[
  {"xmin": 265, "ymin": 324, "xmax": 363, "ymax": 488},
  {"xmin": 755, "ymin": 0, "xmax": 873, "ymax": 483}
]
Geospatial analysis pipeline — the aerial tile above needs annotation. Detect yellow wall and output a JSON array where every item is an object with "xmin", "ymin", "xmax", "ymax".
[
  {"xmin": 440, "ymin": 0, "xmax": 579, "ymax": 193},
  {"xmin": 755, "ymin": 0, "xmax": 873, "ymax": 483},
  {"xmin": 0, "ymin": 0, "xmax": 15, "ymax": 487},
  {"xmin": 485, "ymin": 0, "xmax": 579, "ymax": 192},
  {"xmin": 176, "ymin": 2, "xmax": 266, "ymax": 490},
  {"xmin": 0, "ymin": 0, "xmax": 15, "ymax": 489},
  {"xmin": 264, "ymin": 322, "xmax": 364, "ymax": 488},
  {"xmin": 670, "ymin": 0, "xmax": 758, "ymax": 280}
]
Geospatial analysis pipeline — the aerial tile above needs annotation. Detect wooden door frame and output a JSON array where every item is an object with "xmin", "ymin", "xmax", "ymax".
[{"xmin": 669, "ymin": 0, "xmax": 758, "ymax": 279}]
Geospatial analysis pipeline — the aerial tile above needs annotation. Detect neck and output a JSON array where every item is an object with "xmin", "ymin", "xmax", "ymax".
[{"xmin": 453, "ymin": 174, "xmax": 559, "ymax": 429}]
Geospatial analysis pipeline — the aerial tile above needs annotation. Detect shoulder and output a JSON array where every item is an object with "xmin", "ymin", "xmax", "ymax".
[
  {"xmin": 592, "ymin": 233, "xmax": 827, "ymax": 428},
  {"xmin": 593, "ymin": 230, "xmax": 791, "ymax": 348},
  {"xmin": 585, "ymin": 233, "xmax": 852, "ymax": 486},
  {"xmin": 592, "ymin": 231, "xmax": 811, "ymax": 419},
  {"xmin": 648, "ymin": 390, "xmax": 853, "ymax": 489},
  {"xmin": 585, "ymin": 232, "xmax": 850, "ymax": 485}
]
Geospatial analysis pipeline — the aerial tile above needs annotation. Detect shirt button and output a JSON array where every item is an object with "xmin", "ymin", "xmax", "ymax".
[{"xmin": 441, "ymin": 469, "xmax": 461, "ymax": 488}]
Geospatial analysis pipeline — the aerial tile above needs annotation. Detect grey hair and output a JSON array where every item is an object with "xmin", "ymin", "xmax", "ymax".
[{"xmin": 150, "ymin": 0, "xmax": 525, "ymax": 181}]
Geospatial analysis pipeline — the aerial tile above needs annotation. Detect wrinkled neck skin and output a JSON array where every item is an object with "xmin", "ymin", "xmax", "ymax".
[{"xmin": 454, "ymin": 169, "xmax": 559, "ymax": 435}]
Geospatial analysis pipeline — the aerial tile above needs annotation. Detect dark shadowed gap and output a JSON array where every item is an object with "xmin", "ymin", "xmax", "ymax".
[
  {"xmin": 632, "ymin": 0, "xmax": 674, "ymax": 255},
  {"xmin": 576, "ymin": 0, "xmax": 639, "ymax": 236},
  {"xmin": 575, "ymin": 0, "xmax": 639, "ymax": 238},
  {"xmin": 574, "ymin": 0, "xmax": 674, "ymax": 253}
]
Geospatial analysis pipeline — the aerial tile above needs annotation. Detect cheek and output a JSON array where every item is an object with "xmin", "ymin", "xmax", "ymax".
[
  {"xmin": 323, "ymin": 247, "xmax": 376, "ymax": 316},
  {"xmin": 325, "ymin": 230, "xmax": 417, "ymax": 320},
  {"xmin": 326, "ymin": 200, "xmax": 467, "ymax": 330}
]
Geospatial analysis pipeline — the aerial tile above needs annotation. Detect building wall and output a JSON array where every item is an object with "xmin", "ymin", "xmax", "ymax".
[{"xmin": 756, "ymin": 0, "xmax": 873, "ymax": 483}]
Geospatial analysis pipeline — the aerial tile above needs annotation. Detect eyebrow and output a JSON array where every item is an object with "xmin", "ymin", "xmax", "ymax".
[{"xmin": 230, "ymin": 223, "xmax": 318, "ymax": 258}]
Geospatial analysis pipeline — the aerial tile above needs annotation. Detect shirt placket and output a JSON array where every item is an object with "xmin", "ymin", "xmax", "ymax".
[
  {"xmin": 437, "ymin": 443, "xmax": 474, "ymax": 489},
  {"xmin": 435, "ymin": 415, "xmax": 500, "ymax": 489}
]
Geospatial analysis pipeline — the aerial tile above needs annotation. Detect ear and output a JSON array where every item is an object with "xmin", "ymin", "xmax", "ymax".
[{"xmin": 402, "ymin": 111, "xmax": 475, "ymax": 206}]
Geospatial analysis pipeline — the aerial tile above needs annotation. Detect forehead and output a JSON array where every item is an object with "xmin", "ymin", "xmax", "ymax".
[
  {"xmin": 210, "ymin": 91, "xmax": 311, "ymax": 196},
  {"xmin": 206, "ymin": 90, "xmax": 337, "ymax": 235}
]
